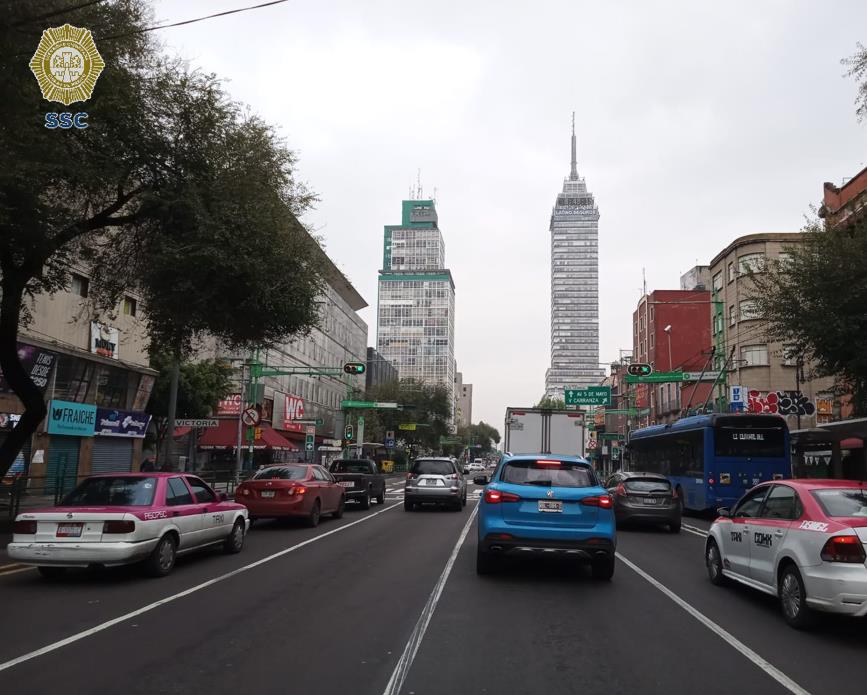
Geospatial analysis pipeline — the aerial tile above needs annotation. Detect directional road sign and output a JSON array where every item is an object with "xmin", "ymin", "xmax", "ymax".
[
  {"xmin": 565, "ymin": 386, "xmax": 611, "ymax": 407},
  {"xmin": 624, "ymin": 371, "xmax": 684, "ymax": 384},
  {"xmin": 289, "ymin": 418, "xmax": 324, "ymax": 426},
  {"xmin": 681, "ymin": 371, "xmax": 723, "ymax": 382},
  {"xmin": 341, "ymin": 400, "xmax": 399, "ymax": 409}
]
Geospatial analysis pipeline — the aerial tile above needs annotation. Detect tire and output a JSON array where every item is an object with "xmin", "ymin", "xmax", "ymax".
[
  {"xmin": 668, "ymin": 520, "xmax": 681, "ymax": 534},
  {"xmin": 248, "ymin": 517, "xmax": 257, "ymax": 528},
  {"xmin": 144, "ymin": 534, "xmax": 177, "ymax": 578},
  {"xmin": 677, "ymin": 488, "xmax": 685, "ymax": 515},
  {"xmin": 706, "ymin": 539, "xmax": 727, "ymax": 586},
  {"xmin": 223, "ymin": 519, "xmax": 245, "ymax": 554},
  {"xmin": 307, "ymin": 500, "xmax": 321, "ymax": 528},
  {"xmin": 358, "ymin": 494, "xmax": 371, "ymax": 510},
  {"xmin": 37, "ymin": 566, "xmax": 66, "ymax": 580},
  {"xmin": 591, "ymin": 556, "xmax": 615, "ymax": 581},
  {"xmin": 333, "ymin": 496, "xmax": 345, "ymax": 519},
  {"xmin": 452, "ymin": 498, "xmax": 463, "ymax": 512},
  {"xmin": 376, "ymin": 490, "xmax": 385, "ymax": 504},
  {"xmin": 779, "ymin": 564, "xmax": 815, "ymax": 629},
  {"xmin": 404, "ymin": 499, "xmax": 415, "ymax": 512},
  {"xmin": 461, "ymin": 492, "xmax": 467, "ymax": 508},
  {"xmin": 476, "ymin": 546, "xmax": 498, "ymax": 575}
]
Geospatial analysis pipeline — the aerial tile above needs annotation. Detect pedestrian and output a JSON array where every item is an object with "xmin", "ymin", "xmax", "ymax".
[{"xmin": 140, "ymin": 457, "xmax": 155, "ymax": 472}]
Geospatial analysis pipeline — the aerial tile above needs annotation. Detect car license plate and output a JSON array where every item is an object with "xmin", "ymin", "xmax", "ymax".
[
  {"xmin": 421, "ymin": 479, "xmax": 441, "ymax": 487},
  {"xmin": 260, "ymin": 490, "xmax": 276, "ymax": 498},
  {"xmin": 56, "ymin": 523, "xmax": 83, "ymax": 537},
  {"xmin": 338, "ymin": 481, "xmax": 353, "ymax": 488},
  {"xmin": 538, "ymin": 500, "xmax": 563, "ymax": 513},
  {"xmin": 643, "ymin": 497, "xmax": 659, "ymax": 505}
]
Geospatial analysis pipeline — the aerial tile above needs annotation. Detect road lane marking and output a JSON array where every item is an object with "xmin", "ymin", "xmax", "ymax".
[
  {"xmin": 0, "ymin": 501, "xmax": 403, "ymax": 674},
  {"xmin": 682, "ymin": 523, "xmax": 709, "ymax": 538},
  {"xmin": 382, "ymin": 505, "xmax": 478, "ymax": 695},
  {"xmin": 616, "ymin": 552, "xmax": 811, "ymax": 695}
]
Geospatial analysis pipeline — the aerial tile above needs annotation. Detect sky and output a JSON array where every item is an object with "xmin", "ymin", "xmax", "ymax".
[{"xmin": 151, "ymin": 0, "xmax": 867, "ymax": 436}]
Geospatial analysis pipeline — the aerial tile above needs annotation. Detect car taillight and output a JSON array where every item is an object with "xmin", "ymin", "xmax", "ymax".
[
  {"xmin": 237, "ymin": 486, "xmax": 250, "ymax": 496},
  {"xmin": 406, "ymin": 473, "xmax": 416, "ymax": 480},
  {"xmin": 14, "ymin": 520, "xmax": 36, "ymax": 535},
  {"xmin": 103, "ymin": 520, "xmax": 135, "ymax": 534},
  {"xmin": 671, "ymin": 487, "xmax": 679, "ymax": 498},
  {"xmin": 615, "ymin": 483, "xmax": 626, "ymax": 497},
  {"xmin": 484, "ymin": 489, "xmax": 520, "ymax": 504},
  {"xmin": 581, "ymin": 495, "xmax": 614, "ymax": 509},
  {"xmin": 708, "ymin": 478, "xmax": 716, "ymax": 485},
  {"xmin": 288, "ymin": 485, "xmax": 307, "ymax": 496},
  {"xmin": 821, "ymin": 535, "xmax": 866, "ymax": 563}
]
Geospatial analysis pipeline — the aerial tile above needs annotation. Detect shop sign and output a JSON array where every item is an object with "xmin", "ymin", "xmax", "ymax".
[
  {"xmin": 282, "ymin": 393, "xmax": 305, "ymax": 433},
  {"xmin": 216, "ymin": 394, "xmax": 242, "ymax": 416},
  {"xmin": 90, "ymin": 322, "xmax": 119, "ymax": 359},
  {"xmin": 95, "ymin": 407, "xmax": 151, "ymax": 438},
  {"xmin": 0, "ymin": 413, "xmax": 22, "ymax": 430},
  {"xmin": 0, "ymin": 343, "xmax": 56, "ymax": 392},
  {"xmin": 47, "ymin": 399, "xmax": 96, "ymax": 436}
]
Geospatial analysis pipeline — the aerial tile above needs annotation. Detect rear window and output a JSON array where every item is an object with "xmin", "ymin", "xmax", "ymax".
[
  {"xmin": 625, "ymin": 478, "xmax": 672, "ymax": 493},
  {"xmin": 412, "ymin": 460, "xmax": 454, "ymax": 475},
  {"xmin": 332, "ymin": 460, "xmax": 373, "ymax": 473},
  {"xmin": 811, "ymin": 489, "xmax": 867, "ymax": 517},
  {"xmin": 62, "ymin": 477, "xmax": 157, "ymax": 506},
  {"xmin": 253, "ymin": 466, "xmax": 308, "ymax": 480},
  {"xmin": 501, "ymin": 460, "xmax": 594, "ymax": 488}
]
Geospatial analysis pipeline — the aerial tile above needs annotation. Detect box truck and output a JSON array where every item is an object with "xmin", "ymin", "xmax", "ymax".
[{"xmin": 503, "ymin": 407, "xmax": 587, "ymax": 457}]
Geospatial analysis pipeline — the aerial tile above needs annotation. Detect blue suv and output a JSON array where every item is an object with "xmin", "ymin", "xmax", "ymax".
[{"xmin": 475, "ymin": 455, "xmax": 616, "ymax": 579}]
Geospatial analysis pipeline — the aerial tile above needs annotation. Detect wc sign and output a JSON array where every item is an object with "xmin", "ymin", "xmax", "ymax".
[{"xmin": 730, "ymin": 385, "xmax": 746, "ymax": 412}]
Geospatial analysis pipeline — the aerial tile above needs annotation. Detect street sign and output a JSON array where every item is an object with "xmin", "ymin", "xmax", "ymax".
[
  {"xmin": 175, "ymin": 418, "xmax": 219, "ymax": 428},
  {"xmin": 565, "ymin": 386, "xmax": 611, "ymax": 406},
  {"xmin": 385, "ymin": 430, "xmax": 395, "ymax": 448},
  {"xmin": 341, "ymin": 400, "xmax": 399, "ymax": 409},
  {"xmin": 602, "ymin": 408, "xmax": 638, "ymax": 415},
  {"xmin": 682, "ymin": 371, "xmax": 722, "ymax": 382},
  {"xmin": 624, "ymin": 371, "xmax": 684, "ymax": 384},
  {"xmin": 241, "ymin": 407, "xmax": 260, "ymax": 426},
  {"xmin": 399, "ymin": 423, "xmax": 417, "ymax": 431},
  {"xmin": 599, "ymin": 433, "xmax": 621, "ymax": 441},
  {"xmin": 289, "ymin": 418, "xmax": 324, "ymax": 426},
  {"xmin": 587, "ymin": 439, "xmax": 598, "ymax": 449}
]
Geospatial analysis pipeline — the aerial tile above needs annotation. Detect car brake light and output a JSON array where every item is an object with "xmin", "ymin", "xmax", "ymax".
[
  {"xmin": 615, "ymin": 483, "xmax": 626, "ymax": 497},
  {"xmin": 484, "ymin": 489, "xmax": 520, "ymax": 504},
  {"xmin": 708, "ymin": 478, "xmax": 715, "ymax": 485},
  {"xmin": 821, "ymin": 535, "xmax": 866, "ymax": 563},
  {"xmin": 14, "ymin": 520, "xmax": 37, "ymax": 534},
  {"xmin": 103, "ymin": 520, "xmax": 135, "ymax": 534},
  {"xmin": 406, "ymin": 473, "xmax": 416, "ymax": 480},
  {"xmin": 237, "ymin": 487, "xmax": 250, "ymax": 496},
  {"xmin": 535, "ymin": 460, "xmax": 561, "ymax": 467},
  {"xmin": 581, "ymin": 495, "xmax": 614, "ymax": 509},
  {"xmin": 288, "ymin": 485, "xmax": 307, "ymax": 496}
]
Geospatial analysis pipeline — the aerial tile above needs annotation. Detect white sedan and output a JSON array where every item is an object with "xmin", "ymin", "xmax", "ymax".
[{"xmin": 8, "ymin": 473, "xmax": 249, "ymax": 578}]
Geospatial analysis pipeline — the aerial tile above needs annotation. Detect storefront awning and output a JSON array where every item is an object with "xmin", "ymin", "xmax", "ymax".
[{"xmin": 198, "ymin": 419, "xmax": 298, "ymax": 451}]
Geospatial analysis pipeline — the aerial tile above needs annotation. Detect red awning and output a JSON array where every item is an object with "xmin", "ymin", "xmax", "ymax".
[
  {"xmin": 173, "ymin": 426, "xmax": 192, "ymax": 439},
  {"xmin": 198, "ymin": 419, "xmax": 298, "ymax": 451},
  {"xmin": 841, "ymin": 437, "xmax": 864, "ymax": 449}
]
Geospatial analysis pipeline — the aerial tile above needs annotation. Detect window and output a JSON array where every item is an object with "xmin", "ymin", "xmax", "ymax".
[
  {"xmin": 122, "ymin": 296, "xmax": 137, "ymax": 316},
  {"xmin": 713, "ymin": 424, "xmax": 786, "ymax": 458},
  {"xmin": 186, "ymin": 477, "xmax": 217, "ymax": 503},
  {"xmin": 624, "ymin": 477, "xmax": 672, "ymax": 493},
  {"xmin": 650, "ymin": 334, "xmax": 655, "ymax": 348},
  {"xmin": 501, "ymin": 459, "xmax": 594, "ymax": 488},
  {"xmin": 739, "ymin": 300, "xmax": 759, "ymax": 321},
  {"xmin": 70, "ymin": 273, "xmax": 89, "ymax": 298},
  {"xmin": 312, "ymin": 467, "xmax": 329, "ymax": 481},
  {"xmin": 728, "ymin": 262, "xmax": 735, "ymax": 283},
  {"xmin": 253, "ymin": 465, "xmax": 308, "ymax": 480},
  {"xmin": 738, "ymin": 253, "xmax": 765, "ymax": 275},
  {"xmin": 777, "ymin": 251, "xmax": 794, "ymax": 268},
  {"xmin": 712, "ymin": 272, "xmax": 723, "ymax": 292},
  {"xmin": 740, "ymin": 344, "xmax": 769, "ymax": 367},
  {"xmin": 729, "ymin": 305, "xmax": 736, "ymax": 326},
  {"xmin": 733, "ymin": 486, "xmax": 770, "ymax": 518},
  {"xmin": 411, "ymin": 459, "xmax": 455, "ymax": 475},
  {"xmin": 61, "ymin": 477, "xmax": 157, "ymax": 506},
  {"xmin": 761, "ymin": 485, "xmax": 800, "ymax": 520},
  {"xmin": 166, "ymin": 477, "xmax": 194, "ymax": 506},
  {"xmin": 811, "ymin": 489, "xmax": 867, "ymax": 517},
  {"xmin": 782, "ymin": 344, "xmax": 798, "ymax": 367}
]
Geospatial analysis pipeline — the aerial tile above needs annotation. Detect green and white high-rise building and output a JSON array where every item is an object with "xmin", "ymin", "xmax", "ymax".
[{"xmin": 377, "ymin": 199, "xmax": 456, "ymax": 421}]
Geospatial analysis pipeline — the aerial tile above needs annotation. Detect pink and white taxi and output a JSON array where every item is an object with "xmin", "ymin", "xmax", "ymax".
[
  {"xmin": 8, "ymin": 473, "xmax": 249, "ymax": 579},
  {"xmin": 706, "ymin": 479, "xmax": 867, "ymax": 629}
]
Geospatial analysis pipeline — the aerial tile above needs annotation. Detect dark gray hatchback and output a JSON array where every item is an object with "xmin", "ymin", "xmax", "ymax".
[{"xmin": 605, "ymin": 471, "xmax": 681, "ymax": 533}]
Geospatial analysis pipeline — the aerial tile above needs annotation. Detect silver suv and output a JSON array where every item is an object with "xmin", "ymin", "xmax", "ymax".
[{"xmin": 405, "ymin": 457, "xmax": 467, "ymax": 511}]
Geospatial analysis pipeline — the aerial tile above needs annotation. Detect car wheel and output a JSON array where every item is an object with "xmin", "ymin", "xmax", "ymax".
[
  {"xmin": 668, "ymin": 520, "xmax": 681, "ymax": 534},
  {"xmin": 705, "ymin": 539, "xmax": 727, "ymax": 586},
  {"xmin": 307, "ymin": 500, "xmax": 321, "ymax": 528},
  {"xmin": 404, "ymin": 499, "xmax": 415, "ymax": 512},
  {"xmin": 591, "ymin": 556, "xmax": 615, "ymax": 580},
  {"xmin": 144, "ymin": 534, "xmax": 177, "ymax": 578},
  {"xmin": 37, "ymin": 566, "xmax": 66, "ymax": 580},
  {"xmin": 248, "ymin": 517, "xmax": 257, "ymax": 528},
  {"xmin": 377, "ymin": 490, "xmax": 385, "ymax": 504},
  {"xmin": 223, "ymin": 519, "xmax": 245, "ymax": 554},
  {"xmin": 476, "ymin": 546, "xmax": 498, "ymax": 575},
  {"xmin": 333, "ymin": 496, "xmax": 345, "ymax": 519},
  {"xmin": 779, "ymin": 564, "xmax": 815, "ymax": 629},
  {"xmin": 358, "ymin": 494, "xmax": 371, "ymax": 510}
]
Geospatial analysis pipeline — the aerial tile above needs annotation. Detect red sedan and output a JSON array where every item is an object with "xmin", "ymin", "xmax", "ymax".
[{"xmin": 234, "ymin": 464, "xmax": 345, "ymax": 527}]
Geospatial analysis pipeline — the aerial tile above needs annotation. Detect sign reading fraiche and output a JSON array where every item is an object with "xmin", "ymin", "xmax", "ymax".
[
  {"xmin": 95, "ymin": 408, "xmax": 150, "ymax": 438},
  {"xmin": 47, "ymin": 399, "xmax": 96, "ymax": 436},
  {"xmin": 90, "ymin": 321, "xmax": 119, "ymax": 360}
]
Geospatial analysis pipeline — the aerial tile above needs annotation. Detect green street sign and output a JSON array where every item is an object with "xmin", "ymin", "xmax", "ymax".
[
  {"xmin": 599, "ymin": 433, "xmax": 621, "ymax": 441},
  {"xmin": 624, "ymin": 371, "xmax": 684, "ymax": 384},
  {"xmin": 341, "ymin": 400, "xmax": 399, "ymax": 409},
  {"xmin": 602, "ymin": 409, "xmax": 638, "ymax": 415},
  {"xmin": 565, "ymin": 386, "xmax": 611, "ymax": 406}
]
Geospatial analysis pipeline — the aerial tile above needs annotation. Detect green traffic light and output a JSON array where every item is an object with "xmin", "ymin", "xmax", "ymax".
[{"xmin": 343, "ymin": 362, "xmax": 366, "ymax": 375}]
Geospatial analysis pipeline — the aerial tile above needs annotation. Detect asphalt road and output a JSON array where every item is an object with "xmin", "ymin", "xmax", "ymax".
[{"xmin": 2, "ymin": 483, "xmax": 867, "ymax": 695}]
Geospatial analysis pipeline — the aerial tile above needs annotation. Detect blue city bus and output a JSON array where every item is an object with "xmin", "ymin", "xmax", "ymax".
[{"xmin": 626, "ymin": 414, "xmax": 791, "ymax": 512}]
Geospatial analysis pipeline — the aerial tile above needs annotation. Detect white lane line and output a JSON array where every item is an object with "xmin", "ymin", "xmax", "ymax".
[
  {"xmin": 0, "ymin": 501, "xmax": 403, "ymax": 674},
  {"xmin": 682, "ymin": 523, "xmax": 709, "ymax": 538},
  {"xmin": 616, "ymin": 552, "xmax": 810, "ymax": 695},
  {"xmin": 382, "ymin": 505, "xmax": 478, "ymax": 695}
]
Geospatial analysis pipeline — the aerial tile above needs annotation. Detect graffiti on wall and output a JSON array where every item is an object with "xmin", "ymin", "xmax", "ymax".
[{"xmin": 747, "ymin": 390, "xmax": 816, "ymax": 416}]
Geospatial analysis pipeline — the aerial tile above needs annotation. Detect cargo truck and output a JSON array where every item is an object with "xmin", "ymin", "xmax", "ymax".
[{"xmin": 503, "ymin": 407, "xmax": 587, "ymax": 457}]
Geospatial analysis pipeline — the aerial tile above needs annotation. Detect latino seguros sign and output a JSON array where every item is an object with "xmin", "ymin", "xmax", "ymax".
[{"xmin": 95, "ymin": 408, "xmax": 151, "ymax": 438}]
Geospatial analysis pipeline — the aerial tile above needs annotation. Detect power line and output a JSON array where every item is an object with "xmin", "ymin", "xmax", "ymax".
[{"xmin": 13, "ymin": 0, "xmax": 109, "ymax": 27}]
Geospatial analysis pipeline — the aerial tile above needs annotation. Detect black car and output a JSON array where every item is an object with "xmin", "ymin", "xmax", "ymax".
[
  {"xmin": 329, "ymin": 459, "xmax": 386, "ymax": 509},
  {"xmin": 604, "ymin": 471, "xmax": 681, "ymax": 533}
]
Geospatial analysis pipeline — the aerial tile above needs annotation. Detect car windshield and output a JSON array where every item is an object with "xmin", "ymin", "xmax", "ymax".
[
  {"xmin": 61, "ymin": 477, "xmax": 157, "ymax": 507},
  {"xmin": 332, "ymin": 461, "xmax": 372, "ymax": 473},
  {"xmin": 502, "ymin": 460, "xmax": 594, "ymax": 488},
  {"xmin": 253, "ymin": 466, "xmax": 308, "ymax": 480},
  {"xmin": 625, "ymin": 479, "xmax": 671, "ymax": 493},
  {"xmin": 413, "ymin": 460, "xmax": 454, "ymax": 475},
  {"xmin": 811, "ymin": 489, "xmax": 867, "ymax": 517}
]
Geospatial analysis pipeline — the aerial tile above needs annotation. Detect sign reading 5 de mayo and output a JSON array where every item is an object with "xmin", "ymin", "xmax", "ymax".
[{"xmin": 48, "ymin": 400, "xmax": 96, "ymax": 437}]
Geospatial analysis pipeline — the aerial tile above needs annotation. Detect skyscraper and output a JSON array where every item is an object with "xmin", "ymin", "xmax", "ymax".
[
  {"xmin": 377, "ymin": 199, "xmax": 456, "ymax": 420},
  {"xmin": 545, "ymin": 117, "xmax": 605, "ymax": 400}
]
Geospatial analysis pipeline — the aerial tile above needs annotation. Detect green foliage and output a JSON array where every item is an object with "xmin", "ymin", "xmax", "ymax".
[
  {"xmin": 748, "ymin": 218, "xmax": 867, "ymax": 415},
  {"xmin": 147, "ymin": 352, "xmax": 234, "ymax": 421},
  {"xmin": 535, "ymin": 396, "xmax": 566, "ymax": 409},
  {"xmin": 844, "ymin": 42, "xmax": 867, "ymax": 122},
  {"xmin": 451, "ymin": 421, "xmax": 502, "ymax": 458},
  {"xmin": 361, "ymin": 379, "xmax": 452, "ymax": 452}
]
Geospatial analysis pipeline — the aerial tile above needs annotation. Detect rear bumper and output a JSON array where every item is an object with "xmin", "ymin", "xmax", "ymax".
[
  {"xmin": 7, "ymin": 540, "xmax": 158, "ymax": 567},
  {"xmin": 238, "ymin": 498, "xmax": 309, "ymax": 518},
  {"xmin": 405, "ymin": 486, "xmax": 461, "ymax": 503},
  {"xmin": 615, "ymin": 501, "xmax": 680, "ymax": 525},
  {"xmin": 479, "ymin": 535, "xmax": 615, "ymax": 561},
  {"xmin": 803, "ymin": 565, "xmax": 867, "ymax": 616},
  {"xmin": 344, "ymin": 489, "xmax": 370, "ymax": 499}
]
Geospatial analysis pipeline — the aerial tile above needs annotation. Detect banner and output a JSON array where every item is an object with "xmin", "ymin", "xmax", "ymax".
[
  {"xmin": 0, "ymin": 343, "xmax": 56, "ymax": 392},
  {"xmin": 281, "ymin": 393, "xmax": 305, "ymax": 433},
  {"xmin": 95, "ymin": 408, "xmax": 151, "ymax": 438},
  {"xmin": 47, "ymin": 400, "xmax": 96, "ymax": 437},
  {"xmin": 90, "ymin": 322, "xmax": 119, "ymax": 359},
  {"xmin": 216, "ymin": 394, "xmax": 242, "ymax": 416}
]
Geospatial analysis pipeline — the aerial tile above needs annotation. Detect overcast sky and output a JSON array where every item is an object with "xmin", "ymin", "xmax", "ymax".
[{"xmin": 152, "ymin": 0, "xmax": 867, "ymax": 435}]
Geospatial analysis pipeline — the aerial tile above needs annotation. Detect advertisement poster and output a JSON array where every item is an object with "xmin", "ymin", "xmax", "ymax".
[
  {"xmin": 95, "ymin": 408, "xmax": 151, "ymax": 438},
  {"xmin": 0, "ymin": 343, "xmax": 56, "ymax": 392}
]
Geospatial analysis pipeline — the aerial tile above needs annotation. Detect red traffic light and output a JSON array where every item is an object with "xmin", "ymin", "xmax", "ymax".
[
  {"xmin": 627, "ymin": 363, "xmax": 653, "ymax": 377},
  {"xmin": 343, "ymin": 362, "xmax": 366, "ymax": 375}
]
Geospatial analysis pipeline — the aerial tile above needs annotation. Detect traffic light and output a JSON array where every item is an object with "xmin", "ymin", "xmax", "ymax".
[
  {"xmin": 343, "ymin": 362, "xmax": 366, "ymax": 375},
  {"xmin": 627, "ymin": 363, "xmax": 653, "ymax": 377},
  {"xmin": 344, "ymin": 424, "xmax": 354, "ymax": 440}
]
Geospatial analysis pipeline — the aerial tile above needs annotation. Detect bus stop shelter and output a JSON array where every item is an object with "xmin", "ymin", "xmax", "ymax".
[{"xmin": 791, "ymin": 417, "xmax": 867, "ymax": 480}]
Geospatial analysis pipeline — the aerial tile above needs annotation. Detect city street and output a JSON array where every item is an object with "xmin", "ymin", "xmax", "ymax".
[{"xmin": 1, "ymin": 482, "xmax": 866, "ymax": 695}]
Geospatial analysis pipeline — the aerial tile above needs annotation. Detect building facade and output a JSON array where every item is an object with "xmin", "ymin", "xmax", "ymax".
[
  {"xmin": 708, "ymin": 233, "xmax": 835, "ymax": 428},
  {"xmin": 0, "ymin": 268, "xmax": 156, "ymax": 491},
  {"xmin": 680, "ymin": 265, "xmax": 711, "ymax": 291},
  {"xmin": 376, "ymin": 199, "xmax": 456, "ymax": 420},
  {"xmin": 820, "ymin": 164, "xmax": 867, "ymax": 231},
  {"xmin": 366, "ymin": 347, "xmax": 398, "ymax": 392},
  {"xmin": 545, "ymin": 119, "xmax": 604, "ymax": 399},
  {"xmin": 455, "ymin": 372, "xmax": 473, "ymax": 428}
]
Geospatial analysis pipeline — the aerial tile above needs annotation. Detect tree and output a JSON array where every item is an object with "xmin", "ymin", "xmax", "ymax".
[
  {"xmin": 361, "ymin": 379, "xmax": 452, "ymax": 452},
  {"xmin": 535, "ymin": 396, "xmax": 566, "ymax": 409},
  {"xmin": 450, "ymin": 421, "xmax": 501, "ymax": 458},
  {"xmin": 146, "ymin": 352, "xmax": 234, "ymax": 461},
  {"xmin": 844, "ymin": 42, "xmax": 867, "ymax": 121},
  {"xmin": 748, "ymin": 217, "xmax": 867, "ymax": 415}
]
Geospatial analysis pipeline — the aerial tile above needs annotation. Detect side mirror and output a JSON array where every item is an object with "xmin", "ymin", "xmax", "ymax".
[
  {"xmin": 716, "ymin": 507, "xmax": 731, "ymax": 518},
  {"xmin": 473, "ymin": 475, "xmax": 489, "ymax": 486},
  {"xmin": 219, "ymin": 492, "xmax": 229, "ymax": 502}
]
